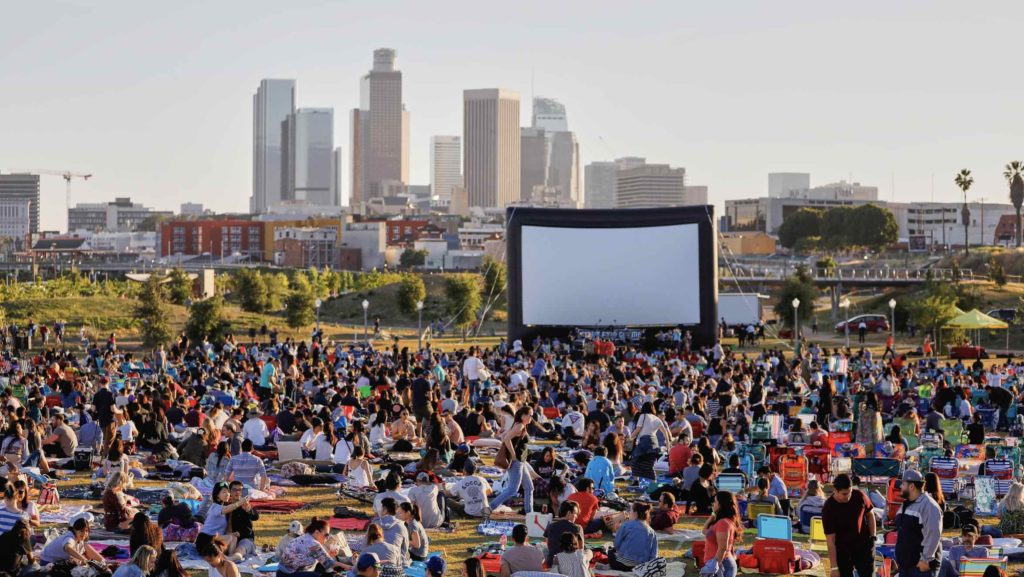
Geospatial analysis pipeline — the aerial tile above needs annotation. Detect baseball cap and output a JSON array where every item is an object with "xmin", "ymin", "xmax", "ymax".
[
  {"xmin": 288, "ymin": 521, "xmax": 302, "ymax": 535},
  {"xmin": 356, "ymin": 552, "xmax": 381, "ymax": 572},
  {"xmin": 456, "ymin": 443, "xmax": 470, "ymax": 453},
  {"xmin": 426, "ymin": 556, "xmax": 447, "ymax": 577},
  {"xmin": 903, "ymin": 469, "xmax": 923, "ymax": 483},
  {"xmin": 962, "ymin": 524, "xmax": 979, "ymax": 535},
  {"xmin": 416, "ymin": 472, "xmax": 431, "ymax": 483}
]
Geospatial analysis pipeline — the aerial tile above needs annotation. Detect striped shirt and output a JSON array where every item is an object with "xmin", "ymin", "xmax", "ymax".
[
  {"xmin": 226, "ymin": 451, "xmax": 266, "ymax": 486},
  {"xmin": 0, "ymin": 504, "xmax": 27, "ymax": 533}
]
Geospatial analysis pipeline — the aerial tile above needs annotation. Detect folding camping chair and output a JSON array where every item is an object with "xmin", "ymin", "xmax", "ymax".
[
  {"xmin": 750, "ymin": 421, "xmax": 773, "ymax": 443},
  {"xmin": 983, "ymin": 458, "xmax": 1014, "ymax": 496},
  {"xmin": 716, "ymin": 474, "xmax": 747, "ymax": 495},
  {"xmin": 747, "ymin": 502, "xmax": 776, "ymax": 523},
  {"xmin": 852, "ymin": 458, "xmax": 904, "ymax": 486},
  {"xmin": 809, "ymin": 517, "xmax": 827, "ymax": 551},
  {"xmin": 780, "ymin": 454, "xmax": 809, "ymax": 497},
  {"xmin": 741, "ymin": 443, "xmax": 767, "ymax": 471},
  {"xmin": 756, "ymin": 514, "xmax": 794, "ymax": 541},
  {"xmin": 930, "ymin": 456, "xmax": 961, "ymax": 497},
  {"xmin": 989, "ymin": 444, "xmax": 1022, "ymax": 471},
  {"xmin": 805, "ymin": 447, "xmax": 831, "ymax": 483},
  {"xmin": 831, "ymin": 457, "xmax": 852, "ymax": 477},
  {"xmin": 886, "ymin": 478, "xmax": 904, "ymax": 521},
  {"xmin": 918, "ymin": 447, "xmax": 944, "ymax": 470},
  {"xmin": 959, "ymin": 558, "xmax": 1008, "ymax": 577},
  {"xmin": 769, "ymin": 446, "xmax": 797, "ymax": 472}
]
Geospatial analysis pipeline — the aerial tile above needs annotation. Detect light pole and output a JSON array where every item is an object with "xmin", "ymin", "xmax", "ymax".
[
  {"xmin": 315, "ymin": 298, "xmax": 322, "ymax": 334},
  {"xmin": 840, "ymin": 298, "xmax": 851, "ymax": 348},
  {"xmin": 416, "ymin": 300, "xmax": 424, "ymax": 350},
  {"xmin": 362, "ymin": 299, "xmax": 369, "ymax": 342},
  {"xmin": 889, "ymin": 298, "xmax": 897, "ymax": 344},
  {"xmin": 792, "ymin": 297, "xmax": 800, "ymax": 351}
]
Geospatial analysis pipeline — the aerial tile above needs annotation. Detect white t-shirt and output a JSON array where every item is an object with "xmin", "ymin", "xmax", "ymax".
[
  {"xmin": 314, "ymin": 436, "xmax": 334, "ymax": 461},
  {"xmin": 119, "ymin": 421, "xmax": 137, "ymax": 443},
  {"xmin": 635, "ymin": 414, "xmax": 666, "ymax": 437},
  {"xmin": 41, "ymin": 532, "xmax": 83, "ymax": 563},
  {"xmin": 299, "ymin": 429, "xmax": 322, "ymax": 452},
  {"xmin": 333, "ymin": 439, "xmax": 354, "ymax": 465},
  {"xmin": 463, "ymin": 356, "xmax": 485, "ymax": 381},
  {"xmin": 561, "ymin": 411, "xmax": 585, "ymax": 437},
  {"xmin": 452, "ymin": 475, "xmax": 491, "ymax": 517},
  {"xmin": 242, "ymin": 418, "xmax": 269, "ymax": 446}
]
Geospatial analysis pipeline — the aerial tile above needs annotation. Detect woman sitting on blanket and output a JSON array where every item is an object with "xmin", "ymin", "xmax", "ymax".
[
  {"xmin": 103, "ymin": 439, "xmax": 134, "ymax": 488},
  {"xmin": 206, "ymin": 441, "xmax": 233, "ymax": 484},
  {"xmin": 102, "ymin": 471, "xmax": 139, "ymax": 532},
  {"xmin": 277, "ymin": 517, "xmax": 345, "ymax": 577},
  {"xmin": 40, "ymin": 515, "xmax": 108, "ymax": 566},
  {"xmin": 360, "ymin": 523, "xmax": 403, "ymax": 567},
  {"xmin": 343, "ymin": 446, "xmax": 374, "ymax": 489},
  {"xmin": 112, "ymin": 544, "xmax": 157, "ymax": 577},
  {"xmin": 12, "ymin": 479, "xmax": 40, "ymax": 529},
  {"xmin": 195, "ymin": 482, "xmax": 247, "ymax": 558}
]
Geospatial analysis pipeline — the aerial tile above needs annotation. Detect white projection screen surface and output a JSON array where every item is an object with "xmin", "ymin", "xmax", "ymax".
[{"xmin": 520, "ymin": 224, "xmax": 702, "ymax": 326}]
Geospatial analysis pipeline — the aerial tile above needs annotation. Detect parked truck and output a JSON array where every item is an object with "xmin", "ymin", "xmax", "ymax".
[{"xmin": 718, "ymin": 293, "xmax": 765, "ymax": 327}]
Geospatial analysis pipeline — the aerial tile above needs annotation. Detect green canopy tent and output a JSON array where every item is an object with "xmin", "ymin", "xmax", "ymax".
[{"xmin": 942, "ymin": 308, "xmax": 1009, "ymax": 354}]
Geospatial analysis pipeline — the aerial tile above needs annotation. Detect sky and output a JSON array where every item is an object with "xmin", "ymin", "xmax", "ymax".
[{"xmin": 4, "ymin": 0, "xmax": 1024, "ymax": 231}]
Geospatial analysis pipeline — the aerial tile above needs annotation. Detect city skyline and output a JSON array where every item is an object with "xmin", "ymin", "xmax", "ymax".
[{"xmin": 4, "ymin": 2, "xmax": 1024, "ymax": 230}]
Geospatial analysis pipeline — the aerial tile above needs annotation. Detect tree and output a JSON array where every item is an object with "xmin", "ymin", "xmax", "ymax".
[
  {"xmin": 907, "ymin": 282, "xmax": 959, "ymax": 340},
  {"xmin": 397, "ymin": 274, "xmax": 426, "ymax": 317},
  {"xmin": 773, "ymin": 273, "xmax": 818, "ymax": 331},
  {"xmin": 480, "ymin": 256, "xmax": 507, "ymax": 306},
  {"xmin": 777, "ymin": 208, "xmax": 823, "ymax": 249},
  {"xmin": 1005, "ymin": 161, "xmax": 1024, "ymax": 248},
  {"xmin": 185, "ymin": 296, "xmax": 227, "ymax": 342},
  {"xmin": 400, "ymin": 248, "xmax": 428, "ymax": 269},
  {"xmin": 134, "ymin": 274, "xmax": 171, "ymax": 348},
  {"xmin": 135, "ymin": 213, "xmax": 171, "ymax": 232},
  {"xmin": 955, "ymin": 169, "xmax": 973, "ymax": 255},
  {"xmin": 848, "ymin": 204, "xmax": 899, "ymax": 248},
  {"xmin": 284, "ymin": 287, "xmax": 316, "ymax": 329},
  {"xmin": 233, "ymin": 269, "xmax": 268, "ymax": 313},
  {"xmin": 445, "ymin": 274, "xmax": 481, "ymax": 339},
  {"xmin": 166, "ymin": 268, "xmax": 193, "ymax": 305},
  {"xmin": 263, "ymin": 272, "xmax": 289, "ymax": 311}
]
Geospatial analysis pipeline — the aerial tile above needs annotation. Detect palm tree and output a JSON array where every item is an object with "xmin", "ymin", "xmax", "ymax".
[
  {"xmin": 1004, "ymin": 161, "xmax": 1024, "ymax": 247},
  {"xmin": 954, "ymin": 169, "xmax": 973, "ymax": 255}
]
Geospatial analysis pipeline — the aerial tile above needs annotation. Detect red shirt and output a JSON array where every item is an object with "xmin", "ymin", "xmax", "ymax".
[
  {"xmin": 669, "ymin": 443, "xmax": 691, "ymax": 475},
  {"xmin": 703, "ymin": 519, "xmax": 736, "ymax": 563},
  {"xmin": 567, "ymin": 491, "xmax": 599, "ymax": 528}
]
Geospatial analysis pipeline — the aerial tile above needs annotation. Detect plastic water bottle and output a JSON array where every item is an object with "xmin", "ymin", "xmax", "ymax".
[{"xmin": 499, "ymin": 534, "xmax": 507, "ymax": 551}]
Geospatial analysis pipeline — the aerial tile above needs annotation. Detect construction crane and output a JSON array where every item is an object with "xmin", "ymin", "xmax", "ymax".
[{"xmin": 2, "ymin": 169, "xmax": 92, "ymax": 231}]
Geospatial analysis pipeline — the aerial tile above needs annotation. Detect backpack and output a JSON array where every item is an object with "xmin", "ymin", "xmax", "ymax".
[{"xmin": 943, "ymin": 505, "xmax": 976, "ymax": 531}]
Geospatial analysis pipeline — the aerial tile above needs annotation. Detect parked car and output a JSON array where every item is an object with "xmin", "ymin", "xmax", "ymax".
[
  {"xmin": 835, "ymin": 314, "xmax": 890, "ymax": 334},
  {"xmin": 987, "ymin": 308, "xmax": 1016, "ymax": 323}
]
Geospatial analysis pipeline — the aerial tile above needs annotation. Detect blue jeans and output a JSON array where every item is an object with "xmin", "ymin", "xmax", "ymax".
[
  {"xmin": 720, "ymin": 556, "xmax": 737, "ymax": 577},
  {"xmin": 489, "ymin": 460, "xmax": 534, "ymax": 513}
]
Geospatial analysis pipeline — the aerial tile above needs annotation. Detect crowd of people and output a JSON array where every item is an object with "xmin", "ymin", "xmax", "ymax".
[{"xmin": 0, "ymin": 325, "xmax": 1021, "ymax": 577}]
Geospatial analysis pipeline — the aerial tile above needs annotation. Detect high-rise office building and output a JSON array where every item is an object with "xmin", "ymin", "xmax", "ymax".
[
  {"xmin": 522, "ymin": 97, "xmax": 580, "ymax": 207},
  {"xmin": 616, "ymin": 163, "xmax": 688, "ymax": 209},
  {"xmin": 333, "ymin": 147, "xmax": 343, "ymax": 207},
  {"xmin": 463, "ymin": 89, "xmax": 520, "ymax": 208},
  {"xmin": 284, "ymin": 108, "xmax": 335, "ymax": 206},
  {"xmin": 520, "ymin": 128, "xmax": 549, "ymax": 201},
  {"xmin": 351, "ymin": 49, "xmax": 410, "ymax": 210},
  {"xmin": 584, "ymin": 157, "xmax": 645, "ymax": 209},
  {"xmin": 252, "ymin": 79, "xmax": 296, "ymax": 213},
  {"xmin": 0, "ymin": 173, "xmax": 40, "ymax": 233},
  {"xmin": 532, "ymin": 97, "xmax": 568, "ymax": 132},
  {"xmin": 430, "ymin": 136, "xmax": 462, "ymax": 202}
]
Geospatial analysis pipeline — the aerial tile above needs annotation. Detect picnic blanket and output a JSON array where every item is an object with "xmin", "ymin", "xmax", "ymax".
[
  {"xmin": 476, "ymin": 520, "xmax": 517, "ymax": 536},
  {"xmin": 40, "ymin": 504, "xmax": 92, "ymax": 526},
  {"xmin": 329, "ymin": 517, "xmax": 371, "ymax": 531},
  {"xmin": 249, "ymin": 499, "xmax": 306, "ymax": 513}
]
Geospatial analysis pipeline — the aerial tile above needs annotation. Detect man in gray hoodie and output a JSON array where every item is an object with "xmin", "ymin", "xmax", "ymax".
[
  {"xmin": 895, "ymin": 470, "xmax": 943, "ymax": 577},
  {"xmin": 375, "ymin": 497, "xmax": 411, "ymax": 567}
]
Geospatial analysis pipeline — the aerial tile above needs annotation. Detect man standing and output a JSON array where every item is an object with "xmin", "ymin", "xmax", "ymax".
[
  {"xmin": 895, "ymin": 470, "xmax": 943, "ymax": 577},
  {"xmin": 92, "ymin": 377, "xmax": 116, "ymax": 454},
  {"xmin": 822, "ymin": 473, "xmax": 876, "ymax": 577},
  {"xmin": 462, "ymin": 347, "xmax": 484, "ymax": 405}
]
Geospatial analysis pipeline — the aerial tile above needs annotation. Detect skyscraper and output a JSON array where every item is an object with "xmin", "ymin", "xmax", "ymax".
[
  {"xmin": 284, "ymin": 108, "xmax": 335, "ymax": 206},
  {"xmin": 463, "ymin": 89, "xmax": 520, "ymax": 208},
  {"xmin": 430, "ymin": 136, "xmax": 462, "ymax": 202},
  {"xmin": 520, "ymin": 97, "xmax": 580, "ymax": 207},
  {"xmin": 616, "ymin": 163, "xmax": 688, "ymax": 208},
  {"xmin": 584, "ymin": 157, "xmax": 645, "ymax": 209},
  {"xmin": 252, "ymin": 79, "xmax": 296, "ymax": 213},
  {"xmin": 351, "ymin": 49, "xmax": 410, "ymax": 210}
]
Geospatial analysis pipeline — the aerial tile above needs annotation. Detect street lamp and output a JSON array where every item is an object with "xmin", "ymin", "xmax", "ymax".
[
  {"xmin": 889, "ymin": 298, "xmax": 897, "ymax": 344},
  {"xmin": 840, "ymin": 298, "xmax": 851, "ymax": 348},
  {"xmin": 362, "ymin": 299, "xmax": 369, "ymax": 342},
  {"xmin": 315, "ymin": 298, "xmax": 322, "ymax": 335},
  {"xmin": 416, "ymin": 300, "xmax": 424, "ymax": 350},
  {"xmin": 791, "ymin": 297, "xmax": 801, "ymax": 350}
]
